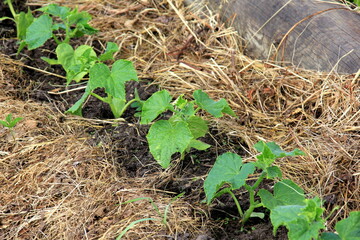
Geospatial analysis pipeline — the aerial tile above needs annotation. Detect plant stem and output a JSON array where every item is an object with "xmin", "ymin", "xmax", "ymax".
[
  {"xmin": 6, "ymin": 0, "xmax": 17, "ymax": 19},
  {"xmin": 113, "ymin": 98, "xmax": 138, "ymax": 118},
  {"xmin": 242, "ymin": 186, "xmax": 258, "ymax": 225},
  {"xmin": 228, "ymin": 189, "xmax": 244, "ymax": 217},
  {"xmin": 52, "ymin": 34, "xmax": 61, "ymax": 45},
  {"xmin": 252, "ymin": 172, "xmax": 267, "ymax": 190},
  {"xmin": 90, "ymin": 92, "xmax": 108, "ymax": 103},
  {"xmin": 63, "ymin": 22, "xmax": 71, "ymax": 43},
  {"xmin": 241, "ymin": 172, "xmax": 267, "ymax": 225}
]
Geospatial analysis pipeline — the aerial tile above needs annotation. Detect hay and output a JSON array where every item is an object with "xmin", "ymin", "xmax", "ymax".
[
  {"xmin": 0, "ymin": 57, "xmax": 203, "ymax": 239},
  {"xmin": 70, "ymin": 0, "xmax": 358, "ymax": 222},
  {"xmin": 2, "ymin": 0, "xmax": 359, "ymax": 237}
]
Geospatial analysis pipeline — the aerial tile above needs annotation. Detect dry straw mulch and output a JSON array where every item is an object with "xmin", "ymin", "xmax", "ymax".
[
  {"xmin": 1, "ymin": 0, "xmax": 359, "ymax": 239},
  {"xmin": 0, "ymin": 57, "xmax": 205, "ymax": 239}
]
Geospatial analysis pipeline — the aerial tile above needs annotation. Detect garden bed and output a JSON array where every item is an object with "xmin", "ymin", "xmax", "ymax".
[{"xmin": 0, "ymin": 0, "xmax": 359, "ymax": 239}]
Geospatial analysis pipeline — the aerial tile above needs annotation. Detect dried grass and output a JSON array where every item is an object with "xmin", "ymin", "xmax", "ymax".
[
  {"xmin": 0, "ymin": 58, "xmax": 204, "ymax": 239},
  {"xmin": 2, "ymin": 0, "xmax": 359, "ymax": 238}
]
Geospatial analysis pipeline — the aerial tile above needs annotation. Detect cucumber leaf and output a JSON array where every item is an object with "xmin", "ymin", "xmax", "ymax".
[
  {"xmin": 193, "ymin": 90, "xmax": 236, "ymax": 117},
  {"xmin": 25, "ymin": 14, "xmax": 53, "ymax": 50},
  {"xmin": 147, "ymin": 120, "xmax": 193, "ymax": 168},
  {"xmin": 204, "ymin": 152, "xmax": 255, "ymax": 204},
  {"xmin": 335, "ymin": 211, "xmax": 360, "ymax": 240},
  {"xmin": 140, "ymin": 90, "xmax": 173, "ymax": 124}
]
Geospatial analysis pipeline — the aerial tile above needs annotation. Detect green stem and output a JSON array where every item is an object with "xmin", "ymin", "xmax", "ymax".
[
  {"xmin": 52, "ymin": 33, "xmax": 61, "ymax": 44},
  {"xmin": 193, "ymin": 107, "xmax": 201, "ymax": 115},
  {"xmin": 241, "ymin": 172, "xmax": 267, "ymax": 225},
  {"xmin": 113, "ymin": 98, "xmax": 138, "ymax": 119},
  {"xmin": 252, "ymin": 172, "xmax": 267, "ymax": 190},
  {"xmin": 90, "ymin": 92, "xmax": 108, "ymax": 103},
  {"xmin": 228, "ymin": 189, "xmax": 244, "ymax": 217},
  {"xmin": 6, "ymin": 0, "xmax": 17, "ymax": 19},
  {"xmin": 63, "ymin": 22, "xmax": 71, "ymax": 43},
  {"xmin": 242, "ymin": 187, "xmax": 258, "ymax": 225}
]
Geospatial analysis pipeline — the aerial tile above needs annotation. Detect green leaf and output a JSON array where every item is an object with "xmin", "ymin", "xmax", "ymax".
[
  {"xmin": 335, "ymin": 211, "xmax": 360, "ymax": 240},
  {"xmin": 111, "ymin": 59, "xmax": 138, "ymax": 82},
  {"xmin": 320, "ymin": 232, "xmax": 341, "ymax": 240},
  {"xmin": 147, "ymin": 120, "xmax": 193, "ymax": 168},
  {"xmin": 38, "ymin": 4, "xmax": 71, "ymax": 20},
  {"xmin": 269, "ymin": 198, "xmax": 325, "ymax": 238},
  {"xmin": 186, "ymin": 116, "xmax": 208, "ymax": 139},
  {"xmin": 258, "ymin": 179, "xmax": 305, "ymax": 210},
  {"xmin": 99, "ymin": 42, "xmax": 119, "ymax": 61},
  {"xmin": 266, "ymin": 166, "xmax": 282, "ymax": 179},
  {"xmin": 25, "ymin": 14, "xmax": 53, "ymax": 50},
  {"xmin": 49, "ymin": 43, "xmax": 97, "ymax": 84},
  {"xmin": 88, "ymin": 63, "xmax": 110, "ymax": 90},
  {"xmin": 16, "ymin": 9, "xmax": 34, "ymax": 40},
  {"xmin": 181, "ymin": 102, "xmax": 196, "ymax": 116},
  {"xmin": 67, "ymin": 10, "xmax": 91, "ymax": 25},
  {"xmin": 193, "ymin": 90, "xmax": 236, "ymax": 117},
  {"xmin": 0, "ymin": 114, "xmax": 23, "ymax": 128},
  {"xmin": 41, "ymin": 57, "xmax": 59, "ymax": 65},
  {"xmin": 254, "ymin": 141, "xmax": 305, "ymax": 170},
  {"xmin": 65, "ymin": 88, "xmax": 91, "ymax": 116},
  {"xmin": 204, "ymin": 152, "xmax": 255, "ymax": 204},
  {"xmin": 174, "ymin": 95, "xmax": 188, "ymax": 109},
  {"xmin": 299, "ymin": 197, "xmax": 324, "ymax": 222},
  {"xmin": 270, "ymin": 205, "xmax": 304, "ymax": 235},
  {"xmin": 109, "ymin": 59, "xmax": 138, "ymax": 97},
  {"xmin": 140, "ymin": 90, "xmax": 173, "ymax": 124},
  {"xmin": 72, "ymin": 23, "xmax": 98, "ymax": 37},
  {"xmin": 188, "ymin": 139, "xmax": 210, "ymax": 151},
  {"xmin": 250, "ymin": 212, "xmax": 265, "ymax": 219},
  {"xmin": 8, "ymin": 117, "xmax": 23, "ymax": 128},
  {"xmin": 287, "ymin": 218, "xmax": 325, "ymax": 240},
  {"xmin": 109, "ymin": 97, "xmax": 126, "ymax": 118}
]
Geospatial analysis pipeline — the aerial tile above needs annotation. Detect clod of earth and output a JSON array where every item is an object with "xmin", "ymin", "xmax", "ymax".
[{"xmin": 185, "ymin": 0, "xmax": 360, "ymax": 74}]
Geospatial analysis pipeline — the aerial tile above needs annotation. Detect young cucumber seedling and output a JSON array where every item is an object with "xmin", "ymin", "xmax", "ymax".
[
  {"xmin": 204, "ymin": 141, "xmax": 360, "ymax": 240},
  {"xmin": 4, "ymin": 2, "xmax": 98, "ymax": 52},
  {"xmin": 140, "ymin": 90, "xmax": 236, "ymax": 168},
  {"xmin": 42, "ymin": 42, "xmax": 119, "ymax": 84}
]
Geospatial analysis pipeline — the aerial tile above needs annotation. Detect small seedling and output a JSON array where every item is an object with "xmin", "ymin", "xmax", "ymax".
[
  {"xmin": 23, "ymin": 3, "xmax": 97, "ymax": 51},
  {"xmin": 204, "ymin": 142, "xmax": 360, "ymax": 239},
  {"xmin": 204, "ymin": 142, "xmax": 305, "ymax": 226},
  {"xmin": 0, "ymin": 113, "xmax": 23, "ymax": 140},
  {"xmin": 0, "ymin": 0, "xmax": 34, "ymax": 53},
  {"xmin": 42, "ymin": 42, "xmax": 119, "ymax": 84},
  {"xmin": 66, "ymin": 58, "xmax": 138, "ymax": 118},
  {"xmin": 117, "ymin": 193, "xmax": 184, "ymax": 239},
  {"xmin": 140, "ymin": 90, "xmax": 236, "ymax": 168}
]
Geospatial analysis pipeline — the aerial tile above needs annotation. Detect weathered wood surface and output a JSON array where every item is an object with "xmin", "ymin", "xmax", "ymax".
[{"xmin": 185, "ymin": 0, "xmax": 360, "ymax": 73}]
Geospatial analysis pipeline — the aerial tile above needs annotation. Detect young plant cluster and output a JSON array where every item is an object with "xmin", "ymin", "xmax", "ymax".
[
  {"xmin": 1, "ymin": 1, "xmax": 235, "ymax": 168},
  {"xmin": 2, "ymin": 2, "xmax": 359, "ymax": 240},
  {"xmin": 204, "ymin": 141, "xmax": 360, "ymax": 240}
]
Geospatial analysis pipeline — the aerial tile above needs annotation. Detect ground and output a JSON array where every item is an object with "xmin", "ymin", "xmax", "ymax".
[{"xmin": 0, "ymin": 0, "xmax": 359, "ymax": 239}]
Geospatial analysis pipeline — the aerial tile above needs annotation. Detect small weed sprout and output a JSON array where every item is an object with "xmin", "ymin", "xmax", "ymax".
[{"xmin": 0, "ymin": 113, "xmax": 23, "ymax": 141}]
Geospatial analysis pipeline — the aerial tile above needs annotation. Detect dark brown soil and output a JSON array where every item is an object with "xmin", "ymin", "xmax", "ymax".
[{"xmin": 0, "ymin": 2, "xmax": 288, "ymax": 239}]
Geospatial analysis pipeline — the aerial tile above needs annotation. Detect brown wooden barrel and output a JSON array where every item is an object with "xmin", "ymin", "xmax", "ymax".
[{"xmin": 185, "ymin": 0, "xmax": 360, "ymax": 74}]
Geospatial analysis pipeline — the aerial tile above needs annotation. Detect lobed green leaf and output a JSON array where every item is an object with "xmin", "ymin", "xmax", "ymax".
[
  {"xmin": 38, "ymin": 4, "xmax": 71, "ymax": 20},
  {"xmin": 258, "ymin": 179, "xmax": 305, "ymax": 210},
  {"xmin": 335, "ymin": 211, "xmax": 360, "ymax": 240},
  {"xmin": 147, "ymin": 120, "xmax": 193, "ymax": 168},
  {"xmin": 25, "ymin": 14, "xmax": 53, "ymax": 50},
  {"xmin": 140, "ymin": 90, "xmax": 173, "ymax": 124},
  {"xmin": 204, "ymin": 152, "xmax": 255, "ymax": 204},
  {"xmin": 185, "ymin": 116, "xmax": 208, "ymax": 139},
  {"xmin": 193, "ymin": 90, "xmax": 236, "ymax": 117},
  {"xmin": 254, "ymin": 141, "xmax": 305, "ymax": 170},
  {"xmin": 99, "ymin": 42, "xmax": 119, "ymax": 61}
]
